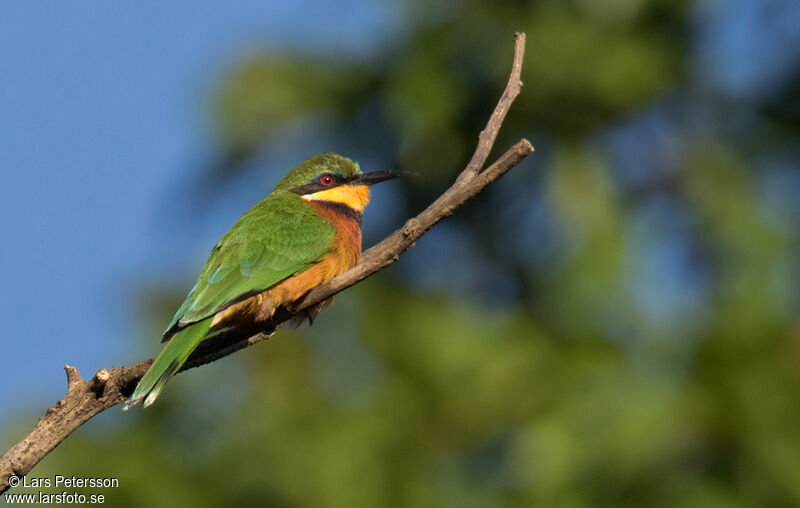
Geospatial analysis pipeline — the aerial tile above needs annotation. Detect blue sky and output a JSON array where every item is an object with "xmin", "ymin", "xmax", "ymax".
[{"xmin": 0, "ymin": 1, "xmax": 398, "ymax": 428}]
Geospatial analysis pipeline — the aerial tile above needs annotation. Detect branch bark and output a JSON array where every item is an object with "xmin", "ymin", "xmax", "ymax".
[{"xmin": 0, "ymin": 32, "xmax": 531, "ymax": 494}]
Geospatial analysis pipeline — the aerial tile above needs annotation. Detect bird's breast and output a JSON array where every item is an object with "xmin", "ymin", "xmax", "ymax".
[{"xmin": 309, "ymin": 200, "xmax": 362, "ymax": 271}]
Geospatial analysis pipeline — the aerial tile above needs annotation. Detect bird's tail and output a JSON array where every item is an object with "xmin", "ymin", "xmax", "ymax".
[{"xmin": 122, "ymin": 317, "xmax": 213, "ymax": 410}]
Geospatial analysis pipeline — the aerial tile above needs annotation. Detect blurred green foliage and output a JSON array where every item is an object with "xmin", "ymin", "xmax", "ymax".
[{"xmin": 7, "ymin": 0, "xmax": 800, "ymax": 506}]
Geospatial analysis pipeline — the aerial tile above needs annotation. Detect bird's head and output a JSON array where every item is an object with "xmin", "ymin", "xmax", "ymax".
[{"xmin": 275, "ymin": 153, "xmax": 398, "ymax": 212}]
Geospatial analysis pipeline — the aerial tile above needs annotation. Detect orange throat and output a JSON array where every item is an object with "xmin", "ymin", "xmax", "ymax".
[{"xmin": 300, "ymin": 184, "xmax": 371, "ymax": 212}]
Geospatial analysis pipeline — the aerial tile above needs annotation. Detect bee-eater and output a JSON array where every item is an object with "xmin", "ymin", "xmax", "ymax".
[{"xmin": 123, "ymin": 153, "xmax": 397, "ymax": 409}]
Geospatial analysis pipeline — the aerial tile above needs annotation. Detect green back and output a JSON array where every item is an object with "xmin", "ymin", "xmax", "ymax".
[{"xmin": 164, "ymin": 190, "xmax": 335, "ymax": 336}]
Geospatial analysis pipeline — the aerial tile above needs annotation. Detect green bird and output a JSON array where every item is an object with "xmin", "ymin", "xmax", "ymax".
[{"xmin": 123, "ymin": 153, "xmax": 397, "ymax": 409}]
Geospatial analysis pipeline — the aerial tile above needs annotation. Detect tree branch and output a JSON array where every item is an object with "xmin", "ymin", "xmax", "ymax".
[
  {"xmin": 0, "ymin": 32, "xmax": 531, "ymax": 494},
  {"xmin": 456, "ymin": 30, "xmax": 526, "ymax": 184}
]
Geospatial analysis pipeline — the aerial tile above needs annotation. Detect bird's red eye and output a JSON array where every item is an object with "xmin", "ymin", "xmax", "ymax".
[{"xmin": 320, "ymin": 174, "xmax": 335, "ymax": 186}]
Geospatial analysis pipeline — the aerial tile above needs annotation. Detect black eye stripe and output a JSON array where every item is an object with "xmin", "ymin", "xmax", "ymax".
[{"xmin": 289, "ymin": 173, "xmax": 347, "ymax": 195}]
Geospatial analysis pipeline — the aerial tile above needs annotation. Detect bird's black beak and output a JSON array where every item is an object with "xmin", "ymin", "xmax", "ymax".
[{"xmin": 350, "ymin": 170, "xmax": 403, "ymax": 186}]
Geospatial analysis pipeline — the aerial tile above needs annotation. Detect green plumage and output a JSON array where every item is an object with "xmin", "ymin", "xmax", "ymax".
[
  {"xmin": 124, "ymin": 317, "xmax": 213, "ymax": 409},
  {"xmin": 123, "ymin": 153, "xmax": 364, "ymax": 410},
  {"xmin": 163, "ymin": 191, "xmax": 335, "ymax": 337}
]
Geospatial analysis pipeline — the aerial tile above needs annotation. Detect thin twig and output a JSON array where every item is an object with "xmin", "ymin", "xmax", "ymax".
[
  {"xmin": 0, "ymin": 32, "xmax": 532, "ymax": 494},
  {"xmin": 456, "ymin": 31, "xmax": 526, "ymax": 184}
]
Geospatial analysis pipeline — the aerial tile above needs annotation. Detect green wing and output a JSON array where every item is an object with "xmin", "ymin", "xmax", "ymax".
[{"xmin": 163, "ymin": 192, "xmax": 334, "ymax": 339}]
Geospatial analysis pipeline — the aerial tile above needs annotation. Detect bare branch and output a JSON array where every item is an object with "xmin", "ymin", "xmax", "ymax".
[
  {"xmin": 457, "ymin": 31, "xmax": 526, "ymax": 184},
  {"xmin": 0, "ymin": 32, "xmax": 533, "ymax": 494}
]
